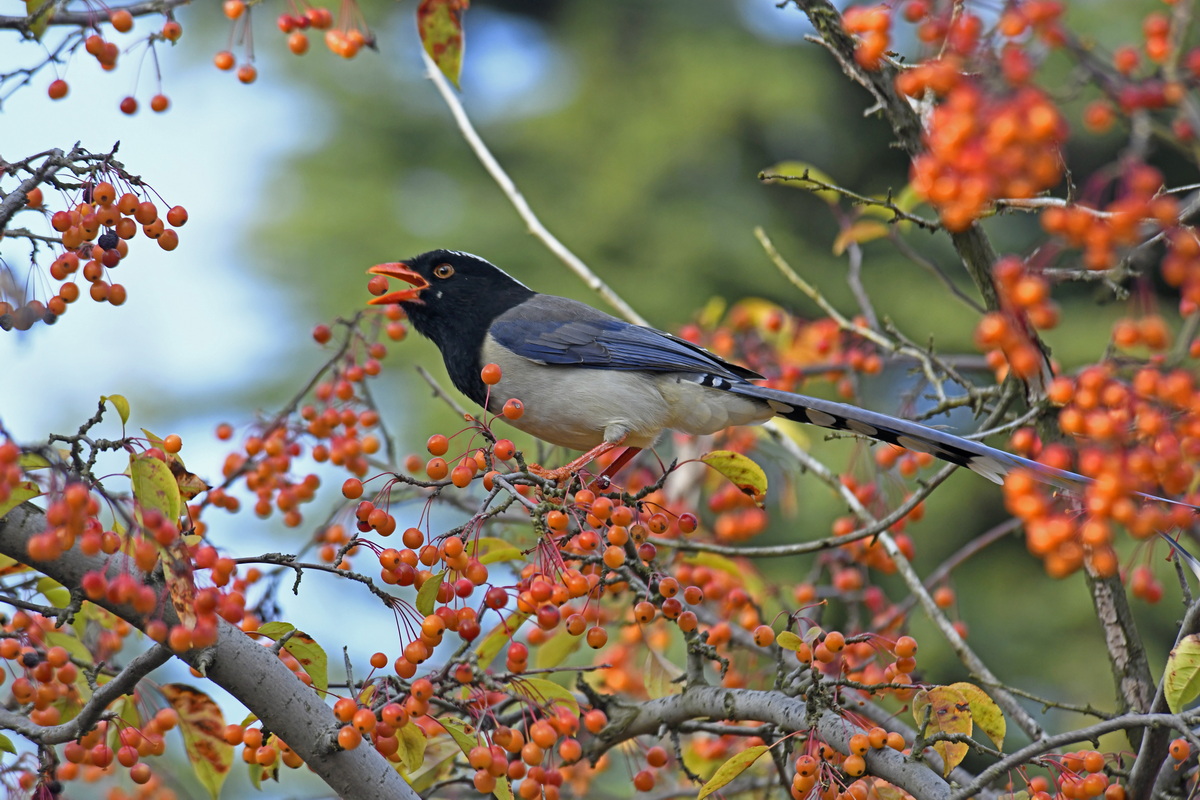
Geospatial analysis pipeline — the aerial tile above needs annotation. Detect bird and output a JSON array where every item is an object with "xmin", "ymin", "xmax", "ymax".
[{"xmin": 364, "ymin": 250, "xmax": 1173, "ymax": 500}]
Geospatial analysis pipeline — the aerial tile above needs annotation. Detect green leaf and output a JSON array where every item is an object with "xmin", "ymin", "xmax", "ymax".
[
  {"xmin": 700, "ymin": 450, "xmax": 767, "ymax": 505},
  {"xmin": 508, "ymin": 677, "xmax": 579, "ymax": 716},
  {"xmin": 698, "ymin": 744, "xmax": 769, "ymax": 798},
  {"xmin": 417, "ymin": 0, "xmax": 467, "ymax": 88},
  {"xmin": 36, "ymin": 577, "xmax": 70, "ymax": 609},
  {"xmin": 416, "ymin": 570, "xmax": 445, "ymax": 617},
  {"xmin": 759, "ymin": 161, "xmax": 841, "ymax": 204},
  {"xmin": 129, "ymin": 452, "xmax": 181, "ymax": 523},
  {"xmin": 0, "ymin": 481, "xmax": 40, "ymax": 521},
  {"xmin": 102, "ymin": 394, "xmax": 130, "ymax": 425},
  {"xmin": 950, "ymin": 681, "xmax": 1005, "ymax": 750},
  {"xmin": 1165, "ymin": 634, "xmax": 1200, "ymax": 713},
  {"xmin": 161, "ymin": 684, "xmax": 232, "ymax": 800},
  {"xmin": 0, "ymin": 733, "xmax": 14, "ymax": 755},
  {"xmin": 440, "ymin": 716, "xmax": 478, "ymax": 753}
]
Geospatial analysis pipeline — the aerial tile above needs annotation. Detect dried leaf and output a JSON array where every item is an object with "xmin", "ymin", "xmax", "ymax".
[{"xmin": 161, "ymin": 684, "xmax": 233, "ymax": 799}]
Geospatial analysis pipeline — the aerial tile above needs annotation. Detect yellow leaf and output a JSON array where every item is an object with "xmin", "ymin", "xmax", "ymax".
[
  {"xmin": 833, "ymin": 220, "xmax": 891, "ymax": 256},
  {"xmin": 417, "ymin": 0, "xmax": 468, "ymax": 88},
  {"xmin": 760, "ymin": 161, "xmax": 841, "ymax": 204},
  {"xmin": 775, "ymin": 631, "xmax": 803, "ymax": 651},
  {"xmin": 257, "ymin": 622, "xmax": 328, "ymax": 695},
  {"xmin": 102, "ymin": 394, "xmax": 130, "ymax": 425},
  {"xmin": 161, "ymin": 684, "xmax": 232, "ymax": 800},
  {"xmin": 913, "ymin": 686, "xmax": 972, "ymax": 777},
  {"xmin": 698, "ymin": 745, "xmax": 769, "ymax": 799},
  {"xmin": 0, "ymin": 481, "xmax": 40, "ymax": 521},
  {"xmin": 684, "ymin": 552, "xmax": 766, "ymax": 600},
  {"xmin": 508, "ymin": 677, "xmax": 580, "ymax": 716},
  {"xmin": 644, "ymin": 645, "xmax": 684, "ymax": 699},
  {"xmin": 475, "ymin": 611, "xmax": 529, "ymax": 666},
  {"xmin": 1165, "ymin": 634, "xmax": 1200, "ymax": 713},
  {"xmin": 700, "ymin": 450, "xmax": 767, "ymax": 505},
  {"xmin": 535, "ymin": 626, "xmax": 582, "ymax": 670},
  {"xmin": 469, "ymin": 536, "xmax": 523, "ymax": 565},
  {"xmin": 949, "ymin": 681, "xmax": 1005, "ymax": 750},
  {"xmin": 23, "ymin": 0, "xmax": 55, "ymax": 40},
  {"xmin": 396, "ymin": 721, "xmax": 428, "ymax": 773}
]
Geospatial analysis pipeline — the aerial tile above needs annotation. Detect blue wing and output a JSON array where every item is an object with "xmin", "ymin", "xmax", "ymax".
[{"xmin": 489, "ymin": 294, "xmax": 761, "ymax": 380}]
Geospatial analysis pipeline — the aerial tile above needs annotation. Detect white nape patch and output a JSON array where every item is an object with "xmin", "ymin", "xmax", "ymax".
[
  {"xmin": 845, "ymin": 419, "xmax": 879, "ymax": 437},
  {"xmin": 767, "ymin": 399, "xmax": 794, "ymax": 414},
  {"xmin": 805, "ymin": 408, "xmax": 839, "ymax": 427},
  {"xmin": 967, "ymin": 455, "xmax": 1007, "ymax": 484},
  {"xmin": 896, "ymin": 435, "xmax": 935, "ymax": 454}
]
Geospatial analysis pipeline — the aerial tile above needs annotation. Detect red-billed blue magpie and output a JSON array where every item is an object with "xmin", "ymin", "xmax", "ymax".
[{"xmin": 365, "ymin": 249, "xmax": 1118, "ymax": 492}]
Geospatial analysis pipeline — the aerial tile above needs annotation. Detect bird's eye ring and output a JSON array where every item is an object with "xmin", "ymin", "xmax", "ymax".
[{"xmin": 433, "ymin": 263, "xmax": 455, "ymax": 279}]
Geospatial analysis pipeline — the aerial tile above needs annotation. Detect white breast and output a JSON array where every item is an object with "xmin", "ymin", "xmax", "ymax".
[{"xmin": 479, "ymin": 338, "xmax": 774, "ymax": 452}]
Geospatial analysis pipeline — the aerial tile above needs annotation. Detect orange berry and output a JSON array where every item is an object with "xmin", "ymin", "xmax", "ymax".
[
  {"xmin": 481, "ymin": 363, "xmax": 503, "ymax": 385},
  {"xmin": 337, "ymin": 725, "xmax": 362, "ymax": 750},
  {"xmin": 214, "ymin": 50, "xmax": 235, "ymax": 70},
  {"xmin": 110, "ymin": 9, "xmax": 133, "ymax": 32},
  {"xmin": 47, "ymin": 79, "xmax": 68, "ymax": 100},
  {"xmin": 237, "ymin": 63, "xmax": 257, "ymax": 84}
]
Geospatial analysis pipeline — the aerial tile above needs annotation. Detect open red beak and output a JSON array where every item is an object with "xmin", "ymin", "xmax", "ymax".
[{"xmin": 366, "ymin": 262, "xmax": 429, "ymax": 305}]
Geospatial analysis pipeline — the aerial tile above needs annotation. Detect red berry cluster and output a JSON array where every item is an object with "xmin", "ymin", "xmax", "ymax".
[
  {"xmin": 974, "ymin": 256, "xmax": 1057, "ymax": 382},
  {"xmin": 3, "ymin": 178, "xmax": 186, "ymax": 330},
  {"xmin": 908, "ymin": 81, "xmax": 1068, "ymax": 232},
  {"xmin": 214, "ymin": 0, "xmax": 373, "ymax": 82},
  {"xmin": 1004, "ymin": 364, "xmax": 1199, "ymax": 578},
  {"xmin": 1040, "ymin": 164, "xmax": 1177, "ymax": 271}
]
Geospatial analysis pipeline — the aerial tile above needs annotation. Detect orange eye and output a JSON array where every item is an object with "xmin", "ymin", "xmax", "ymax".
[{"xmin": 433, "ymin": 263, "xmax": 454, "ymax": 279}]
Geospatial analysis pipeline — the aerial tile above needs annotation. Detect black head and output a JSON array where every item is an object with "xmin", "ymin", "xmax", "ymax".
[{"xmin": 368, "ymin": 250, "xmax": 537, "ymax": 400}]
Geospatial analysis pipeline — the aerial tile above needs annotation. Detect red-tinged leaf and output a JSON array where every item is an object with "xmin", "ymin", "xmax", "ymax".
[
  {"xmin": 162, "ymin": 539, "xmax": 198, "ymax": 629},
  {"xmin": 912, "ymin": 686, "xmax": 972, "ymax": 776},
  {"xmin": 0, "ymin": 481, "xmax": 40, "ymax": 521},
  {"xmin": 129, "ymin": 451, "xmax": 181, "ymax": 523},
  {"xmin": 417, "ymin": 0, "xmax": 468, "ymax": 88},
  {"xmin": 833, "ymin": 220, "xmax": 891, "ymax": 255},
  {"xmin": 256, "ymin": 622, "xmax": 328, "ymax": 695},
  {"xmin": 698, "ymin": 744, "xmax": 769, "ymax": 798},
  {"xmin": 1165, "ymin": 634, "xmax": 1200, "ymax": 713},
  {"xmin": 700, "ymin": 450, "xmax": 767, "ymax": 505},
  {"xmin": 949, "ymin": 681, "xmax": 1005, "ymax": 750},
  {"xmin": 161, "ymin": 684, "xmax": 233, "ymax": 799}
]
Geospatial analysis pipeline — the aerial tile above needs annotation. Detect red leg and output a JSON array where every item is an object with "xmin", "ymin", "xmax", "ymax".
[
  {"xmin": 593, "ymin": 447, "xmax": 641, "ymax": 485},
  {"xmin": 529, "ymin": 439, "xmax": 625, "ymax": 483}
]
